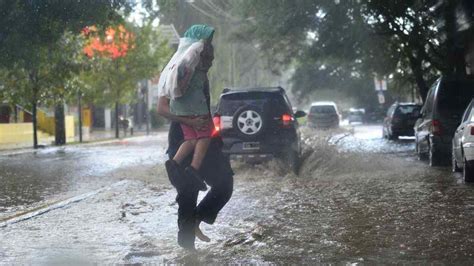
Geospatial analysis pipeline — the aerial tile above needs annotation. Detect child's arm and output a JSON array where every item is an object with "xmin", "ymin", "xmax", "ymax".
[{"xmin": 157, "ymin": 96, "xmax": 209, "ymax": 130}]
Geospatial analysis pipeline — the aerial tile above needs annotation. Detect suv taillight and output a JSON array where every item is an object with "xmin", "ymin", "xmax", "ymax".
[
  {"xmin": 281, "ymin": 113, "xmax": 294, "ymax": 126},
  {"xmin": 212, "ymin": 115, "xmax": 221, "ymax": 137},
  {"xmin": 431, "ymin": 120, "xmax": 442, "ymax": 135},
  {"xmin": 470, "ymin": 126, "xmax": 474, "ymax": 136}
]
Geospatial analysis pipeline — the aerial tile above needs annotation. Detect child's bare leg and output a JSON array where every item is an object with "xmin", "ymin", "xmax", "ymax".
[
  {"xmin": 190, "ymin": 137, "xmax": 211, "ymax": 170},
  {"xmin": 173, "ymin": 139, "xmax": 197, "ymax": 164}
]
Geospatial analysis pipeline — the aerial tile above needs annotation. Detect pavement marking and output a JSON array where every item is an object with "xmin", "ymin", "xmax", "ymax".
[{"xmin": 0, "ymin": 180, "xmax": 130, "ymax": 228}]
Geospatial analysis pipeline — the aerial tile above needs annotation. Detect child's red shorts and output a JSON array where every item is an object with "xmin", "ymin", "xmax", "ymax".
[{"xmin": 180, "ymin": 120, "xmax": 213, "ymax": 140}]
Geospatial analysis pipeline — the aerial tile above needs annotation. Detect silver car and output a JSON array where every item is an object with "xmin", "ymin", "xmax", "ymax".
[{"xmin": 452, "ymin": 99, "xmax": 474, "ymax": 182}]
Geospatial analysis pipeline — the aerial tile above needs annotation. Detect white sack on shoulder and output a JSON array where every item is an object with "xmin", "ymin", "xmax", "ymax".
[{"xmin": 158, "ymin": 38, "xmax": 204, "ymax": 100}]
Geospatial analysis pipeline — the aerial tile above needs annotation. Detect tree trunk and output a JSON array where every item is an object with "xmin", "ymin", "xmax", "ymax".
[
  {"xmin": 115, "ymin": 101, "xmax": 120, "ymax": 138},
  {"xmin": 54, "ymin": 102, "xmax": 66, "ymax": 145},
  {"xmin": 32, "ymin": 96, "xmax": 38, "ymax": 149},
  {"xmin": 145, "ymin": 85, "xmax": 150, "ymax": 135},
  {"xmin": 13, "ymin": 105, "xmax": 18, "ymax": 123},
  {"xmin": 30, "ymin": 70, "xmax": 39, "ymax": 149},
  {"xmin": 407, "ymin": 53, "xmax": 430, "ymax": 102},
  {"xmin": 444, "ymin": 0, "xmax": 466, "ymax": 77}
]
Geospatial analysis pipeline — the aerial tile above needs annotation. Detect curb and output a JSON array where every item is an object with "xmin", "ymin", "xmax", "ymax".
[{"xmin": 0, "ymin": 180, "xmax": 130, "ymax": 228}]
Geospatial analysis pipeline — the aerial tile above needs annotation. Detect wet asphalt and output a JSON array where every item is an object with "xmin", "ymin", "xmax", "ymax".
[{"xmin": 1, "ymin": 124, "xmax": 474, "ymax": 264}]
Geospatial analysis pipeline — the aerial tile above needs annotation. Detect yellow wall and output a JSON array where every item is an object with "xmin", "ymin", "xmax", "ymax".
[
  {"xmin": 19, "ymin": 110, "xmax": 24, "ymax": 122},
  {"xmin": 82, "ymin": 108, "xmax": 92, "ymax": 127},
  {"xmin": 0, "ymin": 123, "xmax": 33, "ymax": 143},
  {"xmin": 37, "ymin": 110, "xmax": 55, "ymax": 135},
  {"xmin": 0, "ymin": 115, "xmax": 75, "ymax": 144},
  {"xmin": 65, "ymin": 116, "xmax": 75, "ymax": 139},
  {"xmin": 37, "ymin": 110, "xmax": 75, "ymax": 138}
]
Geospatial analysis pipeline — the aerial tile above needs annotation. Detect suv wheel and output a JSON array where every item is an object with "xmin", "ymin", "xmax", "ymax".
[
  {"xmin": 388, "ymin": 132, "xmax": 398, "ymax": 141},
  {"xmin": 429, "ymin": 144, "xmax": 442, "ymax": 167},
  {"xmin": 463, "ymin": 159, "xmax": 474, "ymax": 182},
  {"xmin": 382, "ymin": 127, "xmax": 387, "ymax": 139},
  {"xmin": 281, "ymin": 147, "xmax": 300, "ymax": 175},
  {"xmin": 233, "ymin": 106, "xmax": 265, "ymax": 139}
]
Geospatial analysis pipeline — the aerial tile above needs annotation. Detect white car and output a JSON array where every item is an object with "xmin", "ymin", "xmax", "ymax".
[
  {"xmin": 452, "ymin": 99, "xmax": 474, "ymax": 181},
  {"xmin": 307, "ymin": 101, "xmax": 340, "ymax": 128}
]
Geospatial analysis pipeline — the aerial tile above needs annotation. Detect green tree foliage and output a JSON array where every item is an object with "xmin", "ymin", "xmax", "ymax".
[
  {"xmin": 233, "ymin": 0, "xmax": 468, "ymax": 104},
  {"xmin": 82, "ymin": 23, "xmax": 171, "ymax": 137},
  {"xmin": 0, "ymin": 0, "xmax": 131, "ymax": 147}
]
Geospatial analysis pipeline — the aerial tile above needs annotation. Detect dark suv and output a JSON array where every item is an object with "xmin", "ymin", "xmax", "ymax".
[
  {"xmin": 415, "ymin": 76, "xmax": 474, "ymax": 166},
  {"xmin": 383, "ymin": 102, "xmax": 421, "ymax": 140},
  {"xmin": 213, "ymin": 87, "xmax": 306, "ymax": 173}
]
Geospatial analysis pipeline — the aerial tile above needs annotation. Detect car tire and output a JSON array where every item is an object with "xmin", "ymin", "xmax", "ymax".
[
  {"xmin": 452, "ymin": 146, "xmax": 462, "ymax": 173},
  {"xmin": 388, "ymin": 133, "xmax": 398, "ymax": 141},
  {"xmin": 281, "ymin": 148, "xmax": 300, "ymax": 175},
  {"xmin": 429, "ymin": 144, "xmax": 442, "ymax": 167},
  {"xmin": 463, "ymin": 159, "xmax": 474, "ymax": 182},
  {"xmin": 232, "ymin": 106, "xmax": 266, "ymax": 140},
  {"xmin": 416, "ymin": 143, "xmax": 426, "ymax": 160}
]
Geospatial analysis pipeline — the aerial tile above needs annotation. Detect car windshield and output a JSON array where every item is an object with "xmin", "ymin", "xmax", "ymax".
[
  {"xmin": 438, "ymin": 81, "xmax": 474, "ymax": 115},
  {"xmin": 310, "ymin": 105, "xmax": 336, "ymax": 114}
]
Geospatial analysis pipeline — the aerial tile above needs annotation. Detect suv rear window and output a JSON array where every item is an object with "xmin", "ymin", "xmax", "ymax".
[
  {"xmin": 218, "ymin": 91, "xmax": 290, "ymax": 115},
  {"xmin": 310, "ymin": 105, "xmax": 336, "ymax": 114},
  {"xmin": 395, "ymin": 105, "xmax": 421, "ymax": 116},
  {"xmin": 438, "ymin": 80, "xmax": 474, "ymax": 114}
]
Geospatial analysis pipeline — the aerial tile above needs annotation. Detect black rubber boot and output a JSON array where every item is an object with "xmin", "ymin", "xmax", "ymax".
[{"xmin": 185, "ymin": 166, "xmax": 207, "ymax": 191}]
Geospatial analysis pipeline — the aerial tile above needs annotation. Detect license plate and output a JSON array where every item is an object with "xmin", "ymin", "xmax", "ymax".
[
  {"xmin": 221, "ymin": 116, "xmax": 233, "ymax": 129},
  {"xmin": 243, "ymin": 142, "xmax": 260, "ymax": 150}
]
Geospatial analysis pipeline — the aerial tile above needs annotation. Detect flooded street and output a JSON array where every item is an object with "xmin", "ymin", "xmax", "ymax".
[
  {"xmin": 0, "ymin": 135, "xmax": 168, "ymax": 218},
  {"xmin": 2, "ymin": 125, "xmax": 474, "ymax": 264}
]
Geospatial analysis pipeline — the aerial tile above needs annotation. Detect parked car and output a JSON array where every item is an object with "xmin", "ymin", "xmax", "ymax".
[
  {"xmin": 452, "ymin": 99, "xmax": 474, "ymax": 181},
  {"xmin": 383, "ymin": 102, "xmax": 422, "ymax": 140},
  {"xmin": 415, "ymin": 76, "xmax": 474, "ymax": 166},
  {"xmin": 307, "ymin": 101, "xmax": 340, "ymax": 128},
  {"xmin": 365, "ymin": 107, "xmax": 386, "ymax": 124},
  {"xmin": 348, "ymin": 108, "xmax": 365, "ymax": 124},
  {"xmin": 213, "ymin": 87, "xmax": 306, "ymax": 173}
]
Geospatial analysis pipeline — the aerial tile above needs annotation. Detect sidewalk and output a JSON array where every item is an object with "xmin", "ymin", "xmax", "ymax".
[{"xmin": 0, "ymin": 127, "xmax": 169, "ymax": 155}]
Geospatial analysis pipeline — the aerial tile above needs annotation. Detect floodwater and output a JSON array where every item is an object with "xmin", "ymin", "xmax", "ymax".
[
  {"xmin": 2, "ymin": 125, "xmax": 474, "ymax": 264},
  {"xmin": 0, "ymin": 135, "xmax": 168, "ymax": 218}
]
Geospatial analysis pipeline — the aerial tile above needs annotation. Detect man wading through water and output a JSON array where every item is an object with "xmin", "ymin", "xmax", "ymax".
[{"xmin": 157, "ymin": 24, "xmax": 234, "ymax": 250}]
